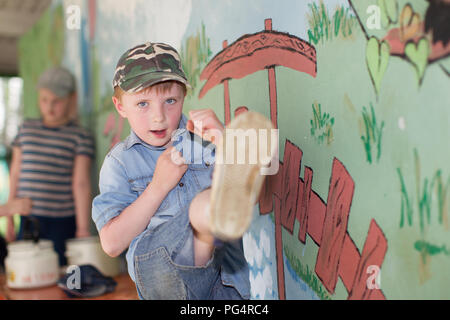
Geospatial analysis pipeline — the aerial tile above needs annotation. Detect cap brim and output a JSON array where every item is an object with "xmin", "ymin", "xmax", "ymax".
[{"xmin": 120, "ymin": 71, "xmax": 192, "ymax": 93}]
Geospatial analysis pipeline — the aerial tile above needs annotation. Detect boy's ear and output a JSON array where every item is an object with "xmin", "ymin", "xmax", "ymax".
[{"xmin": 112, "ymin": 96, "xmax": 127, "ymax": 118}]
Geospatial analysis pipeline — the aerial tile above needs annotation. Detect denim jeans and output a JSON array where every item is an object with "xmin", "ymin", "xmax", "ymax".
[{"xmin": 133, "ymin": 202, "xmax": 250, "ymax": 300}]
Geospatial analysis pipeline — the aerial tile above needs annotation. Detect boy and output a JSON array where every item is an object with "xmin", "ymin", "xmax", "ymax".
[
  {"xmin": 8, "ymin": 67, "xmax": 95, "ymax": 265},
  {"xmin": 92, "ymin": 42, "xmax": 275, "ymax": 300}
]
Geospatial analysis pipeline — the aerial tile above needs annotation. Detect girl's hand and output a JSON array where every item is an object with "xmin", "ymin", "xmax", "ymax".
[
  {"xmin": 76, "ymin": 228, "xmax": 91, "ymax": 238},
  {"xmin": 7, "ymin": 198, "xmax": 32, "ymax": 216}
]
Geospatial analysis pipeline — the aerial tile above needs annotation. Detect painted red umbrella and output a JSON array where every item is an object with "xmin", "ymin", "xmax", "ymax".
[{"xmin": 198, "ymin": 19, "xmax": 317, "ymax": 128}]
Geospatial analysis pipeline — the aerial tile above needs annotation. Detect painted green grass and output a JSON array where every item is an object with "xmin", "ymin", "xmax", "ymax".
[
  {"xmin": 307, "ymin": 0, "xmax": 358, "ymax": 45},
  {"xmin": 310, "ymin": 102, "xmax": 334, "ymax": 146},
  {"xmin": 414, "ymin": 240, "xmax": 450, "ymax": 265},
  {"xmin": 398, "ymin": 149, "xmax": 450, "ymax": 277},
  {"xmin": 397, "ymin": 149, "xmax": 450, "ymax": 233},
  {"xmin": 361, "ymin": 103, "xmax": 384, "ymax": 164},
  {"xmin": 284, "ymin": 245, "xmax": 332, "ymax": 300}
]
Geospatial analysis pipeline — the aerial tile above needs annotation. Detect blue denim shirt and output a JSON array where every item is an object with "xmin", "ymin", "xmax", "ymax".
[{"xmin": 92, "ymin": 115, "xmax": 249, "ymax": 297}]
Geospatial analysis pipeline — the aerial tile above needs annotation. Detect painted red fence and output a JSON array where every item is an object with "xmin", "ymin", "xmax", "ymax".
[{"xmin": 259, "ymin": 139, "xmax": 388, "ymax": 300}]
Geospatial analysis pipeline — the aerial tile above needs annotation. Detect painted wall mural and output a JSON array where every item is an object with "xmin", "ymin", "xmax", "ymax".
[
  {"xmin": 197, "ymin": 17, "xmax": 388, "ymax": 299},
  {"xmin": 17, "ymin": 0, "xmax": 450, "ymax": 299},
  {"xmin": 19, "ymin": 3, "xmax": 65, "ymax": 119}
]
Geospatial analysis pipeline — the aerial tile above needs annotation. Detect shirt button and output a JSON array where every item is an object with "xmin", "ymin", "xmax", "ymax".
[{"xmin": 179, "ymin": 182, "xmax": 184, "ymax": 187}]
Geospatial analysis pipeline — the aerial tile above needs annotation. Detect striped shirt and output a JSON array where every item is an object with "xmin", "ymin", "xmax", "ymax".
[{"xmin": 12, "ymin": 119, "xmax": 95, "ymax": 218}]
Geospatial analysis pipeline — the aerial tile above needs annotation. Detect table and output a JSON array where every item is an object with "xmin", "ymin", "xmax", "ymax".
[{"xmin": 0, "ymin": 272, "xmax": 138, "ymax": 300}]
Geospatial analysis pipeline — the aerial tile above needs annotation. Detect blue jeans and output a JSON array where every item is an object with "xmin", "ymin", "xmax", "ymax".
[{"xmin": 133, "ymin": 203, "xmax": 250, "ymax": 300}]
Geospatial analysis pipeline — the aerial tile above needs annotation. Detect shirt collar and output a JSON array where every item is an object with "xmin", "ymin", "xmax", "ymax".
[{"xmin": 124, "ymin": 113, "xmax": 188, "ymax": 151}]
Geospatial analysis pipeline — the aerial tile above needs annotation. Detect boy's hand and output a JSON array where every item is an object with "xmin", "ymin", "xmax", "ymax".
[
  {"xmin": 152, "ymin": 147, "xmax": 188, "ymax": 195},
  {"xmin": 187, "ymin": 109, "xmax": 224, "ymax": 144},
  {"xmin": 8, "ymin": 198, "xmax": 32, "ymax": 216}
]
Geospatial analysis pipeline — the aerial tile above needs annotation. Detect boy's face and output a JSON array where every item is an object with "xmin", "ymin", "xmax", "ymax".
[
  {"xmin": 113, "ymin": 83, "xmax": 185, "ymax": 148},
  {"xmin": 38, "ymin": 88, "xmax": 72, "ymax": 127}
]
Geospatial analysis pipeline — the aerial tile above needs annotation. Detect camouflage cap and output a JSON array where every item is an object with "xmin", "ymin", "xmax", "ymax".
[{"xmin": 112, "ymin": 42, "xmax": 190, "ymax": 93}]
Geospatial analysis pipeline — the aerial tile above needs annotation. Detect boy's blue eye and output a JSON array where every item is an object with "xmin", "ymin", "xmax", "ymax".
[
  {"xmin": 166, "ymin": 98, "xmax": 176, "ymax": 105},
  {"xmin": 137, "ymin": 101, "xmax": 148, "ymax": 108}
]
